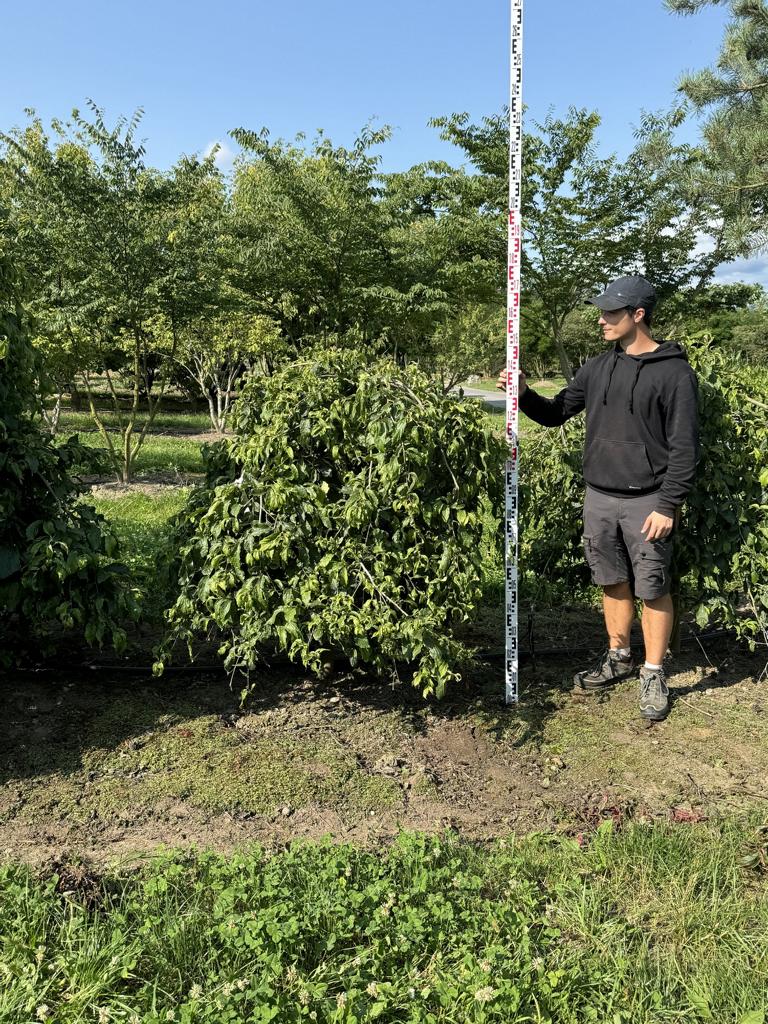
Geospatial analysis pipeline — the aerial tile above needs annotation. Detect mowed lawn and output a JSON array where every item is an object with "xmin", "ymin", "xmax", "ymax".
[
  {"xmin": 466, "ymin": 375, "xmax": 566, "ymax": 397},
  {"xmin": 477, "ymin": 377, "xmax": 566, "ymax": 437}
]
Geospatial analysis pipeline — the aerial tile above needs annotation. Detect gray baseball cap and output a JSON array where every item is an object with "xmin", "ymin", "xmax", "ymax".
[{"xmin": 586, "ymin": 275, "xmax": 657, "ymax": 312}]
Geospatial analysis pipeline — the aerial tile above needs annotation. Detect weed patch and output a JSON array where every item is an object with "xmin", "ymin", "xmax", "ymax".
[{"xmin": 1, "ymin": 826, "xmax": 767, "ymax": 1022}]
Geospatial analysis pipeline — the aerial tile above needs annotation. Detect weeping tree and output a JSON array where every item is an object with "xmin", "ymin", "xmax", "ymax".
[{"xmin": 157, "ymin": 348, "xmax": 507, "ymax": 697}]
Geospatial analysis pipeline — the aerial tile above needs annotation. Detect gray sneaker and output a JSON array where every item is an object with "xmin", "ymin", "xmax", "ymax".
[
  {"xmin": 639, "ymin": 667, "xmax": 669, "ymax": 721},
  {"xmin": 573, "ymin": 649, "xmax": 637, "ymax": 693}
]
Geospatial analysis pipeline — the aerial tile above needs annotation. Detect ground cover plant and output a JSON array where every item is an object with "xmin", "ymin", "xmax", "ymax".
[
  {"xmin": 158, "ymin": 349, "xmax": 507, "ymax": 696},
  {"xmin": 1, "ymin": 824, "xmax": 767, "ymax": 1023}
]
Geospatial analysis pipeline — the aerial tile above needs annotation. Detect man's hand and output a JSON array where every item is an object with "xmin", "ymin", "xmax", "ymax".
[
  {"xmin": 641, "ymin": 511, "xmax": 674, "ymax": 542},
  {"xmin": 496, "ymin": 369, "xmax": 528, "ymax": 396}
]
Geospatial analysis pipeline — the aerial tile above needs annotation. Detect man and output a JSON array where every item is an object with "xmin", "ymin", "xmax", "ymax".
[{"xmin": 497, "ymin": 276, "xmax": 698, "ymax": 721}]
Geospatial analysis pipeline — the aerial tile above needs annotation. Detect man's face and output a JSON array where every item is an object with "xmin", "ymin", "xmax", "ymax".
[{"xmin": 599, "ymin": 307, "xmax": 643, "ymax": 343}]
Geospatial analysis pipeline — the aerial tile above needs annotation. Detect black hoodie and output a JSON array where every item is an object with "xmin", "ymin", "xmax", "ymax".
[{"xmin": 519, "ymin": 342, "xmax": 698, "ymax": 516}]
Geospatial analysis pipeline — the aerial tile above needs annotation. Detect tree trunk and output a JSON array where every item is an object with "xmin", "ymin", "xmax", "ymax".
[
  {"xmin": 206, "ymin": 392, "xmax": 219, "ymax": 434},
  {"xmin": 69, "ymin": 379, "xmax": 83, "ymax": 411},
  {"xmin": 42, "ymin": 392, "xmax": 63, "ymax": 435},
  {"xmin": 552, "ymin": 326, "xmax": 575, "ymax": 382},
  {"xmin": 122, "ymin": 426, "xmax": 134, "ymax": 485}
]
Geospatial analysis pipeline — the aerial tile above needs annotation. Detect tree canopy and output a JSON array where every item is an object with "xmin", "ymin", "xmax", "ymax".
[
  {"xmin": 667, "ymin": 0, "xmax": 768, "ymax": 252},
  {"xmin": 432, "ymin": 106, "xmax": 724, "ymax": 379}
]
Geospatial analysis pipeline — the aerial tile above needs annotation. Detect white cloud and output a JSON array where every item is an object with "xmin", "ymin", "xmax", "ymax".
[
  {"xmin": 692, "ymin": 229, "xmax": 718, "ymax": 259},
  {"xmin": 203, "ymin": 139, "xmax": 236, "ymax": 171},
  {"xmin": 688, "ymin": 227, "xmax": 768, "ymax": 287},
  {"xmin": 713, "ymin": 255, "xmax": 768, "ymax": 287}
]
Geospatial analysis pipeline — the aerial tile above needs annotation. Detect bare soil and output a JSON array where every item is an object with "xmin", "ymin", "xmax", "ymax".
[
  {"xmin": 88, "ymin": 477, "xmax": 203, "ymax": 497},
  {"xmin": 2, "ymin": 630, "xmax": 767, "ymax": 870}
]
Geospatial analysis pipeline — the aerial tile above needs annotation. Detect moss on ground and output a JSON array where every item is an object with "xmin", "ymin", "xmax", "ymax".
[
  {"xmin": 14, "ymin": 697, "xmax": 403, "ymax": 825},
  {"xmin": 3, "ymin": 638, "xmax": 768, "ymax": 860}
]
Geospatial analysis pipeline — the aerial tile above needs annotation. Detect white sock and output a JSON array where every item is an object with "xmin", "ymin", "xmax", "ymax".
[
  {"xmin": 611, "ymin": 647, "xmax": 631, "ymax": 658},
  {"xmin": 644, "ymin": 661, "xmax": 663, "ymax": 671}
]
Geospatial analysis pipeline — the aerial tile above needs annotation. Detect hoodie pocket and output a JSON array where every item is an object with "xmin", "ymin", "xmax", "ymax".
[{"xmin": 584, "ymin": 438, "xmax": 656, "ymax": 493}]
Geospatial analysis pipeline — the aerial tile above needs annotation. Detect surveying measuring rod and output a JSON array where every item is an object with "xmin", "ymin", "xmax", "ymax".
[{"xmin": 506, "ymin": 0, "xmax": 523, "ymax": 704}]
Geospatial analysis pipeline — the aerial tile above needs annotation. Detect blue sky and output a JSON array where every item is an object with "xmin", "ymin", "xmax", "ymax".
[{"xmin": 3, "ymin": 0, "xmax": 761, "ymax": 283}]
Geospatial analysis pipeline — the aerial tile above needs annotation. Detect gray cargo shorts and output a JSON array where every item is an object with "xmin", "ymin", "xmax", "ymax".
[{"xmin": 583, "ymin": 487, "xmax": 675, "ymax": 601}]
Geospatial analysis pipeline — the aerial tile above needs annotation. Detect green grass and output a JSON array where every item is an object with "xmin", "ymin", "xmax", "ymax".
[
  {"xmin": 472, "ymin": 377, "xmax": 566, "ymax": 439},
  {"xmin": 1, "ymin": 824, "xmax": 766, "ymax": 1023},
  {"xmin": 465, "ymin": 376, "xmax": 566, "ymax": 397},
  {"xmin": 87, "ymin": 489, "xmax": 190, "ymax": 618},
  {"xmin": 75, "ymin": 433, "xmax": 207, "ymax": 477},
  {"xmin": 90, "ymin": 490, "xmax": 190, "ymax": 572},
  {"xmin": 465, "ymin": 376, "xmax": 509, "ymax": 392},
  {"xmin": 529, "ymin": 378, "xmax": 566, "ymax": 399},
  {"xmin": 482, "ymin": 406, "xmax": 545, "ymax": 438},
  {"xmin": 58, "ymin": 409, "xmax": 214, "ymax": 434}
]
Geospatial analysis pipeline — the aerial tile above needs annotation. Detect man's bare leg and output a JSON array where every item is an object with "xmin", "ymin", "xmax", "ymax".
[
  {"xmin": 641, "ymin": 594, "xmax": 674, "ymax": 666},
  {"xmin": 602, "ymin": 581, "xmax": 635, "ymax": 649},
  {"xmin": 573, "ymin": 581, "xmax": 636, "ymax": 690}
]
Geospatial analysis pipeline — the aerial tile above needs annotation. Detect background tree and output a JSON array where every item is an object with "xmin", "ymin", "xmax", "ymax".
[
  {"xmin": 30, "ymin": 324, "xmax": 89, "ymax": 434},
  {"xmin": 1, "ymin": 105, "xmax": 225, "ymax": 481},
  {"xmin": 176, "ymin": 308, "xmax": 286, "ymax": 432},
  {"xmin": 231, "ymin": 126, "xmax": 392, "ymax": 347},
  {"xmin": 379, "ymin": 159, "xmax": 502, "ymax": 367},
  {"xmin": 231, "ymin": 127, "xmax": 503, "ymax": 374},
  {"xmin": 621, "ymin": 109, "xmax": 733, "ymax": 294},
  {"xmin": 667, "ymin": 0, "xmax": 768, "ymax": 252},
  {"xmin": 420, "ymin": 303, "xmax": 500, "ymax": 393},
  {"xmin": 656, "ymin": 281, "xmax": 768, "ymax": 359},
  {"xmin": 0, "ymin": 229, "xmax": 137, "ymax": 658},
  {"xmin": 433, "ymin": 107, "xmax": 728, "ymax": 379}
]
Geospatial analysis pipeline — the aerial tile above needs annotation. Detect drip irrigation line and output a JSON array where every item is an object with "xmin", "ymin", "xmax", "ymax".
[
  {"xmin": 1, "ymin": 629, "xmax": 744, "ymax": 679},
  {"xmin": 473, "ymin": 628, "xmax": 738, "ymax": 661}
]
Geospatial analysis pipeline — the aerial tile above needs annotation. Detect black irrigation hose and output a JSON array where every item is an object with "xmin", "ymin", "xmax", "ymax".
[
  {"xmin": 474, "ymin": 628, "xmax": 738, "ymax": 661},
  {"xmin": 2, "ymin": 629, "xmax": 748, "ymax": 679}
]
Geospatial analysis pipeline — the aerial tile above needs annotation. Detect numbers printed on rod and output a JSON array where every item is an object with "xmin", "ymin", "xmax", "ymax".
[{"xmin": 505, "ymin": 0, "xmax": 523, "ymax": 705}]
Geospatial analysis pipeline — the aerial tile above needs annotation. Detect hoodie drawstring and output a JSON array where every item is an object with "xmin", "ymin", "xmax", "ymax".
[
  {"xmin": 603, "ymin": 351, "xmax": 619, "ymax": 405},
  {"xmin": 603, "ymin": 352, "xmax": 646, "ymax": 414},
  {"xmin": 629, "ymin": 361, "xmax": 644, "ymax": 414}
]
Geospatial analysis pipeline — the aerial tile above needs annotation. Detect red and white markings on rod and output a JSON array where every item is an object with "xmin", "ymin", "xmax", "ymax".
[{"xmin": 506, "ymin": 0, "xmax": 523, "ymax": 705}]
